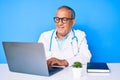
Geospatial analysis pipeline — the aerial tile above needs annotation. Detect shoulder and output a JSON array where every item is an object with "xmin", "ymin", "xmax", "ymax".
[
  {"xmin": 74, "ymin": 29, "xmax": 86, "ymax": 37},
  {"xmin": 40, "ymin": 29, "xmax": 54, "ymax": 37},
  {"xmin": 73, "ymin": 29, "xmax": 87, "ymax": 44},
  {"xmin": 38, "ymin": 29, "xmax": 55, "ymax": 42}
]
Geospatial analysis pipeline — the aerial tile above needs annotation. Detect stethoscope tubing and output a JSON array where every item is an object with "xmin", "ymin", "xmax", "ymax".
[{"xmin": 49, "ymin": 29, "xmax": 78, "ymax": 52}]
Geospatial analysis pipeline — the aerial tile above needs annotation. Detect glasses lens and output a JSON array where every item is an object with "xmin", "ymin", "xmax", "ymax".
[
  {"xmin": 54, "ymin": 17, "xmax": 73, "ymax": 24},
  {"xmin": 62, "ymin": 18, "xmax": 68, "ymax": 24},
  {"xmin": 54, "ymin": 17, "xmax": 59, "ymax": 23}
]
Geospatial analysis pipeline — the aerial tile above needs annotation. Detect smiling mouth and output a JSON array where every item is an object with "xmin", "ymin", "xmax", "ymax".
[{"xmin": 58, "ymin": 27, "xmax": 64, "ymax": 31}]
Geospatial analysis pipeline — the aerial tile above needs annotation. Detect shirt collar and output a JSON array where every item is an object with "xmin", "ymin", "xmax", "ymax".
[{"xmin": 54, "ymin": 30, "xmax": 72, "ymax": 41}]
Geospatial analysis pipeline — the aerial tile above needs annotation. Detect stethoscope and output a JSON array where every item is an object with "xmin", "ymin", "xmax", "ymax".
[{"xmin": 49, "ymin": 29, "xmax": 79, "ymax": 56}]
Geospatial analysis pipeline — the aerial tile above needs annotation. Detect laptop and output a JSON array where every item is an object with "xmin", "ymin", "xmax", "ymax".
[{"xmin": 2, "ymin": 42, "xmax": 64, "ymax": 76}]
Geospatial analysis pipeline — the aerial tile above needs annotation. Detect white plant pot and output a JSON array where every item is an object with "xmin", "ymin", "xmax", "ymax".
[{"xmin": 72, "ymin": 67, "xmax": 83, "ymax": 79}]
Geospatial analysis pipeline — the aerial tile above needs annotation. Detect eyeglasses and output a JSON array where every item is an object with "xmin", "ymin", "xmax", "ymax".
[{"xmin": 53, "ymin": 17, "xmax": 74, "ymax": 24}]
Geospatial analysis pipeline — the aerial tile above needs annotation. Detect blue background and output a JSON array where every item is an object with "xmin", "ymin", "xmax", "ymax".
[{"xmin": 0, "ymin": 0, "xmax": 120, "ymax": 63}]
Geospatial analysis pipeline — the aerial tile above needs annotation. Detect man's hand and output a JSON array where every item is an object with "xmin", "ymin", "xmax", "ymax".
[{"xmin": 47, "ymin": 57, "xmax": 69, "ymax": 67}]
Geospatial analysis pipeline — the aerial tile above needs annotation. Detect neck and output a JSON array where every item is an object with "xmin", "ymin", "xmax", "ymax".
[{"xmin": 56, "ymin": 32, "xmax": 66, "ymax": 39}]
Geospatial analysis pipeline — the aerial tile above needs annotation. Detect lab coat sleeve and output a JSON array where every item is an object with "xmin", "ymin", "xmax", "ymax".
[{"xmin": 66, "ymin": 31, "xmax": 92, "ymax": 66}]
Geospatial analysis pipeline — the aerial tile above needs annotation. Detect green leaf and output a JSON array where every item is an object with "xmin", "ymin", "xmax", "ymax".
[{"xmin": 72, "ymin": 61, "xmax": 82, "ymax": 68}]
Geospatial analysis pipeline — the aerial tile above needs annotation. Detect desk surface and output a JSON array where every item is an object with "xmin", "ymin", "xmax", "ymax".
[{"xmin": 0, "ymin": 63, "xmax": 120, "ymax": 80}]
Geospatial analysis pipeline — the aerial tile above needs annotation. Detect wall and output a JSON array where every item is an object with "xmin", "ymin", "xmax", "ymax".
[{"xmin": 0, "ymin": 0, "xmax": 120, "ymax": 63}]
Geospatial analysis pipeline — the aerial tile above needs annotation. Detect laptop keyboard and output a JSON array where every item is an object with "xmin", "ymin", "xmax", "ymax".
[{"xmin": 48, "ymin": 67, "xmax": 63, "ymax": 75}]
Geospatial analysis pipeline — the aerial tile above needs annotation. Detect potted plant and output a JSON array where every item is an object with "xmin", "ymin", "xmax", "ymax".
[
  {"xmin": 72, "ymin": 61, "xmax": 83, "ymax": 79},
  {"xmin": 72, "ymin": 61, "xmax": 82, "ymax": 68}
]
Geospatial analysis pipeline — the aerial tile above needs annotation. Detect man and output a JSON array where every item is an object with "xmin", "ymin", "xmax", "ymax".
[{"xmin": 38, "ymin": 6, "xmax": 91, "ymax": 67}]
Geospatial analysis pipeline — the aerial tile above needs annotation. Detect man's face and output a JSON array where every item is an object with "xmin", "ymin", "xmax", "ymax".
[{"xmin": 55, "ymin": 8, "xmax": 75, "ymax": 38}]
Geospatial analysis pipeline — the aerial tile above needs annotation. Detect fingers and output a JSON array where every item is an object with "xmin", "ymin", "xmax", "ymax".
[
  {"xmin": 47, "ymin": 57, "xmax": 58, "ymax": 67},
  {"xmin": 47, "ymin": 57, "xmax": 69, "ymax": 67},
  {"xmin": 47, "ymin": 57, "xmax": 59, "ymax": 67}
]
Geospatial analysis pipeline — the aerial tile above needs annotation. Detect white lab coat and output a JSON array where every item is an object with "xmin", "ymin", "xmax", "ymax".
[{"xmin": 38, "ymin": 29, "xmax": 91, "ymax": 66}]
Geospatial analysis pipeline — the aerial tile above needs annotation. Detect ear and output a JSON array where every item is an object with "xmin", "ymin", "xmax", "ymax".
[{"xmin": 72, "ymin": 19, "xmax": 76, "ymax": 27}]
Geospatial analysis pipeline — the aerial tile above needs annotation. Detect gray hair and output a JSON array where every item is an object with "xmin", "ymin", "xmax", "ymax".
[{"xmin": 57, "ymin": 6, "xmax": 75, "ymax": 19}]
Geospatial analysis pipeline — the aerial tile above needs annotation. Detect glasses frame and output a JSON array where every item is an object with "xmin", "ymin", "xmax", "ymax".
[{"xmin": 53, "ymin": 17, "xmax": 74, "ymax": 24}]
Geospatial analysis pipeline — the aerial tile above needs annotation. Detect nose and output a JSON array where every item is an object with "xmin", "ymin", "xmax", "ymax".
[{"xmin": 58, "ymin": 19, "xmax": 64, "ymax": 26}]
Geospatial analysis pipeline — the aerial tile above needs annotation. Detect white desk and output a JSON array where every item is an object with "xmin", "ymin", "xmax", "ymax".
[{"xmin": 0, "ymin": 63, "xmax": 120, "ymax": 80}]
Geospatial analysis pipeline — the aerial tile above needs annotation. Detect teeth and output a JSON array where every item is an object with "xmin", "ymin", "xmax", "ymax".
[{"xmin": 59, "ymin": 26, "xmax": 64, "ymax": 28}]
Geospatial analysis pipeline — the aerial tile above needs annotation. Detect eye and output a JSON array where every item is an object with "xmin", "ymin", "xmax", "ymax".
[
  {"xmin": 62, "ymin": 18, "xmax": 68, "ymax": 21},
  {"xmin": 54, "ymin": 17, "xmax": 60, "ymax": 23},
  {"xmin": 56, "ymin": 17, "xmax": 60, "ymax": 20}
]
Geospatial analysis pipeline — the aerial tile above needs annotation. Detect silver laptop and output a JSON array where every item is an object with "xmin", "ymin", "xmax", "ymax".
[{"xmin": 2, "ymin": 42, "xmax": 63, "ymax": 76}]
